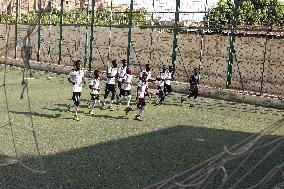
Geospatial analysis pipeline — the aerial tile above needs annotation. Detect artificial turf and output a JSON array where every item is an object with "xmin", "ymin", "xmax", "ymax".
[{"xmin": 0, "ymin": 67, "xmax": 283, "ymax": 189}]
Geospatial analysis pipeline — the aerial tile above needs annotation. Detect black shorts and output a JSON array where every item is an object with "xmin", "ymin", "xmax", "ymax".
[
  {"xmin": 164, "ymin": 84, "xmax": 172, "ymax": 93},
  {"xmin": 189, "ymin": 87, "xmax": 198, "ymax": 99},
  {"xmin": 90, "ymin": 93, "xmax": 100, "ymax": 101},
  {"xmin": 137, "ymin": 98, "xmax": 146, "ymax": 108},
  {"xmin": 117, "ymin": 81, "xmax": 122, "ymax": 89},
  {"xmin": 158, "ymin": 86, "xmax": 164, "ymax": 92},
  {"xmin": 120, "ymin": 89, "xmax": 131, "ymax": 96},
  {"xmin": 72, "ymin": 92, "xmax": 81, "ymax": 103},
  {"xmin": 105, "ymin": 84, "xmax": 116, "ymax": 93}
]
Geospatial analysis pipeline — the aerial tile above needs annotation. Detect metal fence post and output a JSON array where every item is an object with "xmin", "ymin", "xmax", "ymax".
[
  {"xmin": 89, "ymin": 0, "xmax": 96, "ymax": 70},
  {"xmin": 37, "ymin": 0, "xmax": 42, "ymax": 62},
  {"xmin": 58, "ymin": 0, "xmax": 64, "ymax": 65},
  {"xmin": 171, "ymin": 0, "xmax": 180, "ymax": 75},
  {"xmin": 226, "ymin": 0, "xmax": 238, "ymax": 88},
  {"xmin": 126, "ymin": 0, "xmax": 134, "ymax": 67},
  {"xmin": 84, "ymin": 0, "xmax": 90, "ymax": 68},
  {"xmin": 14, "ymin": 0, "xmax": 19, "ymax": 59}
]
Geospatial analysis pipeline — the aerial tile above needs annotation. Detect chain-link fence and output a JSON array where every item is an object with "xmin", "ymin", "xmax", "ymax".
[{"xmin": 0, "ymin": 0, "xmax": 283, "ymax": 96}]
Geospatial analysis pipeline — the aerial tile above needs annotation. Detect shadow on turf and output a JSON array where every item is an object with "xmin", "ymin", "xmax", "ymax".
[
  {"xmin": 10, "ymin": 111, "xmax": 61, "ymax": 119},
  {"xmin": 85, "ymin": 114, "xmax": 129, "ymax": 120},
  {"xmin": 0, "ymin": 125, "xmax": 283, "ymax": 189}
]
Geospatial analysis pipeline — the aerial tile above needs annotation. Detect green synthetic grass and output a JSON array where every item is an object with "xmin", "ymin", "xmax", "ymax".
[{"xmin": 0, "ymin": 67, "xmax": 283, "ymax": 189}]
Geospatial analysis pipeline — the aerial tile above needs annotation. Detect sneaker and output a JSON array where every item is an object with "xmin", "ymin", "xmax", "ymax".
[
  {"xmin": 181, "ymin": 97, "xmax": 186, "ymax": 104},
  {"xmin": 134, "ymin": 115, "xmax": 139, "ymax": 120},
  {"xmin": 136, "ymin": 116, "xmax": 143, "ymax": 121},
  {"xmin": 155, "ymin": 102, "xmax": 161, "ymax": 106},
  {"xmin": 101, "ymin": 105, "xmax": 107, "ymax": 110},
  {"xmin": 89, "ymin": 110, "xmax": 95, "ymax": 115},
  {"xmin": 124, "ymin": 107, "xmax": 130, "ymax": 115},
  {"xmin": 109, "ymin": 107, "xmax": 115, "ymax": 111},
  {"xmin": 66, "ymin": 104, "xmax": 71, "ymax": 112},
  {"xmin": 73, "ymin": 115, "xmax": 79, "ymax": 121}
]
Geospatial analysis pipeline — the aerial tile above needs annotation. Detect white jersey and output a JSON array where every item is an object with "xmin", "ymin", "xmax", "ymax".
[
  {"xmin": 68, "ymin": 69, "xmax": 85, "ymax": 92},
  {"xmin": 165, "ymin": 71, "xmax": 173, "ymax": 85},
  {"xmin": 156, "ymin": 72, "xmax": 167, "ymax": 87},
  {"xmin": 89, "ymin": 78, "xmax": 100, "ymax": 95},
  {"xmin": 137, "ymin": 80, "xmax": 147, "ymax": 98},
  {"xmin": 107, "ymin": 67, "xmax": 118, "ymax": 85},
  {"xmin": 121, "ymin": 74, "xmax": 133, "ymax": 91},
  {"xmin": 139, "ymin": 70, "xmax": 152, "ymax": 81},
  {"xmin": 118, "ymin": 66, "xmax": 127, "ymax": 82}
]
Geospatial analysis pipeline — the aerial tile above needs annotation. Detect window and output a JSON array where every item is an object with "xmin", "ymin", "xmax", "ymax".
[{"xmin": 66, "ymin": 1, "xmax": 68, "ymax": 4}]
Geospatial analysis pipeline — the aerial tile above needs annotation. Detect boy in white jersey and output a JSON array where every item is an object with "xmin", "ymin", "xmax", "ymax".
[
  {"xmin": 165, "ymin": 66, "xmax": 174, "ymax": 96},
  {"xmin": 88, "ymin": 70, "xmax": 101, "ymax": 115},
  {"xmin": 67, "ymin": 60, "xmax": 85, "ymax": 121},
  {"xmin": 139, "ymin": 64, "xmax": 153, "ymax": 99},
  {"xmin": 116, "ymin": 67, "xmax": 133, "ymax": 115},
  {"xmin": 134, "ymin": 72, "xmax": 148, "ymax": 121},
  {"xmin": 155, "ymin": 65, "xmax": 167, "ymax": 106},
  {"xmin": 117, "ymin": 59, "xmax": 127, "ymax": 91},
  {"xmin": 102, "ymin": 60, "xmax": 118, "ymax": 110}
]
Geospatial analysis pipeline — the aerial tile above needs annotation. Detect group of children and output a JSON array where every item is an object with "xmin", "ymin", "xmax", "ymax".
[{"xmin": 67, "ymin": 59, "xmax": 199, "ymax": 121}]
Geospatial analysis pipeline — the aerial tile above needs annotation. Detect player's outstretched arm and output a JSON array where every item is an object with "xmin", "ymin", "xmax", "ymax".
[{"xmin": 68, "ymin": 78, "xmax": 75, "ymax": 85}]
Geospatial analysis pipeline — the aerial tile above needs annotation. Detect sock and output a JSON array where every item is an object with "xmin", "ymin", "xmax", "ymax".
[
  {"xmin": 156, "ymin": 97, "xmax": 160, "ymax": 104},
  {"xmin": 117, "ymin": 96, "xmax": 123, "ymax": 105},
  {"xmin": 91, "ymin": 100, "xmax": 95, "ymax": 110},
  {"xmin": 74, "ymin": 106, "xmax": 78, "ymax": 116},
  {"xmin": 102, "ymin": 98, "xmax": 106, "ymax": 106},
  {"xmin": 110, "ymin": 100, "xmax": 114, "ymax": 108},
  {"xmin": 126, "ymin": 95, "xmax": 131, "ymax": 107},
  {"xmin": 95, "ymin": 100, "xmax": 100, "ymax": 107},
  {"xmin": 138, "ymin": 107, "xmax": 144, "ymax": 117}
]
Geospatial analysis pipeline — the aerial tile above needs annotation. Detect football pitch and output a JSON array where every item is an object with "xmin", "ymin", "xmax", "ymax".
[{"xmin": 0, "ymin": 67, "xmax": 283, "ymax": 189}]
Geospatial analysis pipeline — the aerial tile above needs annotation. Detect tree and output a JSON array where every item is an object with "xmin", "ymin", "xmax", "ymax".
[{"xmin": 204, "ymin": 0, "xmax": 284, "ymax": 30}]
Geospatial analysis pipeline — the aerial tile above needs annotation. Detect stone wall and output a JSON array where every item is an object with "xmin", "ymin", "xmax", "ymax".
[{"xmin": 0, "ymin": 24, "xmax": 283, "ymax": 96}]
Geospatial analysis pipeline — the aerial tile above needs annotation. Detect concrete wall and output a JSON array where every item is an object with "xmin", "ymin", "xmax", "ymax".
[{"xmin": 0, "ymin": 24, "xmax": 283, "ymax": 96}]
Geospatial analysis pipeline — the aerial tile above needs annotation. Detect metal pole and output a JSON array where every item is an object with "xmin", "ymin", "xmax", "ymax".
[
  {"xmin": 14, "ymin": 0, "xmax": 19, "ymax": 59},
  {"xmin": 107, "ymin": 0, "xmax": 113, "ymax": 67},
  {"xmin": 260, "ymin": 0, "xmax": 273, "ymax": 95},
  {"xmin": 37, "ymin": 0, "xmax": 42, "ymax": 62},
  {"xmin": 149, "ymin": 0, "xmax": 155, "ymax": 61},
  {"xmin": 58, "ymin": 0, "xmax": 64, "ymax": 65},
  {"xmin": 84, "ymin": 0, "xmax": 90, "ymax": 68},
  {"xmin": 89, "ymin": 0, "xmax": 96, "ymax": 70},
  {"xmin": 226, "ymin": 0, "xmax": 237, "ymax": 88},
  {"xmin": 171, "ymin": 0, "xmax": 180, "ymax": 75},
  {"xmin": 126, "ymin": 0, "xmax": 134, "ymax": 67}
]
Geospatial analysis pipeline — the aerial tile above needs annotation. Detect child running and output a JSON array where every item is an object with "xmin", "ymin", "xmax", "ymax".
[
  {"xmin": 67, "ymin": 60, "xmax": 85, "ymax": 121},
  {"xmin": 165, "ymin": 65, "xmax": 174, "ymax": 96},
  {"xmin": 116, "ymin": 67, "xmax": 133, "ymax": 115},
  {"xmin": 102, "ymin": 60, "xmax": 118, "ymax": 111},
  {"xmin": 181, "ymin": 68, "xmax": 200, "ymax": 107},
  {"xmin": 88, "ymin": 69, "xmax": 101, "ymax": 115},
  {"xmin": 139, "ymin": 63, "xmax": 153, "ymax": 99},
  {"xmin": 134, "ymin": 72, "xmax": 148, "ymax": 121},
  {"xmin": 155, "ymin": 65, "xmax": 167, "ymax": 106},
  {"xmin": 117, "ymin": 59, "xmax": 127, "ymax": 92}
]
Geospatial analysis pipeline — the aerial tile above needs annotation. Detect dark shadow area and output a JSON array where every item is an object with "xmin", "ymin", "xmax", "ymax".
[
  {"xmin": 54, "ymin": 103, "xmax": 90, "ymax": 109},
  {"xmin": 0, "ymin": 125, "xmax": 283, "ymax": 189},
  {"xmin": 10, "ymin": 111, "xmax": 61, "ymax": 119},
  {"xmin": 42, "ymin": 107, "xmax": 65, "ymax": 113},
  {"xmin": 85, "ymin": 114, "xmax": 129, "ymax": 120}
]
